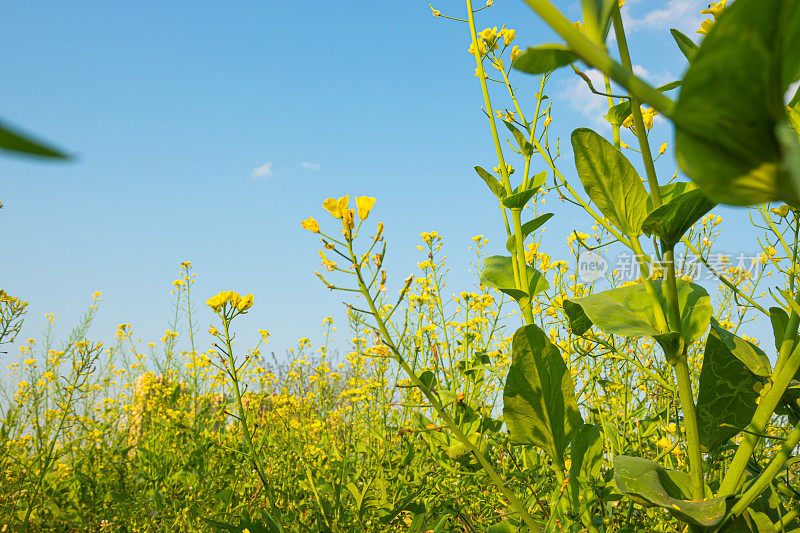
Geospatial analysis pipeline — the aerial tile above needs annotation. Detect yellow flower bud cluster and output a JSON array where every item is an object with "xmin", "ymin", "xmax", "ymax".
[
  {"xmin": 205, "ymin": 291, "xmax": 254, "ymax": 313},
  {"xmin": 697, "ymin": 1, "xmax": 727, "ymax": 34},
  {"xmin": 622, "ymin": 106, "xmax": 658, "ymax": 130}
]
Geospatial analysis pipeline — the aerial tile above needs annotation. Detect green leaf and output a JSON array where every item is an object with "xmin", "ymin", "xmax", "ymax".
[
  {"xmin": 501, "ymin": 172, "xmax": 547, "ymax": 210},
  {"xmin": 504, "ymin": 121, "xmax": 533, "ymax": 157},
  {"xmin": 641, "ymin": 188, "xmax": 716, "ymax": 246},
  {"xmin": 646, "ymin": 182, "xmax": 698, "ymax": 212},
  {"xmin": 513, "ymin": 44, "xmax": 577, "ymax": 75},
  {"xmin": 569, "ymin": 423, "xmax": 603, "ymax": 480},
  {"xmin": 503, "ymin": 324, "xmax": 583, "ymax": 461},
  {"xmin": 563, "ymin": 280, "xmax": 712, "ymax": 346},
  {"xmin": 669, "ymin": 29, "xmax": 697, "ymax": 62},
  {"xmin": 571, "ymin": 128, "xmax": 648, "ymax": 236},
  {"xmin": 604, "ymin": 82, "xmax": 681, "ymax": 126},
  {"xmin": 696, "ymin": 320, "xmax": 769, "ymax": 451},
  {"xmin": 475, "ymin": 166, "xmax": 506, "ymax": 199},
  {"xmin": 673, "ymin": 0, "xmax": 800, "ymax": 206},
  {"xmin": 613, "ymin": 456, "xmax": 726, "ymax": 527},
  {"xmin": 769, "ymin": 306, "xmax": 792, "ymax": 354},
  {"xmin": 0, "ymin": 120, "xmax": 70, "ymax": 159},
  {"xmin": 480, "ymin": 255, "xmax": 549, "ymax": 305},
  {"xmin": 502, "ymin": 189, "xmax": 537, "ymax": 210},
  {"xmin": 505, "ymin": 213, "xmax": 554, "ymax": 252}
]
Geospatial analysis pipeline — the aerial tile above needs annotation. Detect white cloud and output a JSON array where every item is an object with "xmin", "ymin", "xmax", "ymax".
[
  {"xmin": 622, "ymin": 0, "xmax": 705, "ymax": 34},
  {"xmin": 251, "ymin": 162, "xmax": 273, "ymax": 179},
  {"xmin": 301, "ymin": 161, "xmax": 321, "ymax": 171}
]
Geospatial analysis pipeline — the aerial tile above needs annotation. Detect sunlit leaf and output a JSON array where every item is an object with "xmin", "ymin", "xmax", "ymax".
[
  {"xmin": 503, "ymin": 324, "xmax": 583, "ymax": 461},
  {"xmin": 673, "ymin": 0, "xmax": 800, "ymax": 206},
  {"xmin": 513, "ymin": 44, "xmax": 577, "ymax": 75},
  {"xmin": 614, "ymin": 455, "xmax": 726, "ymax": 527},
  {"xmin": 571, "ymin": 127, "xmax": 648, "ymax": 236}
]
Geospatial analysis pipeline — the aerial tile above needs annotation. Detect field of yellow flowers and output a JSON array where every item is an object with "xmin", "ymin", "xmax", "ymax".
[{"xmin": 3, "ymin": 0, "xmax": 800, "ymax": 531}]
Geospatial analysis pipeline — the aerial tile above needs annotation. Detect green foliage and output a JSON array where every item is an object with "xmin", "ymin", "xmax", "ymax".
[
  {"xmin": 613, "ymin": 455, "xmax": 726, "ymax": 527},
  {"xmin": 696, "ymin": 320, "xmax": 770, "ymax": 451},
  {"xmin": 641, "ymin": 186, "xmax": 715, "ymax": 246},
  {"xmin": 512, "ymin": 44, "xmax": 577, "ymax": 74},
  {"xmin": 502, "ymin": 325, "xmax": 583, "ymax": 462},
  {"xmin": 571, "ymin": 127, "xmax": 648, "ymax": 236},
  {"xmin": 0, "ymin": 120, "xmax": 69, "ymax": 160},
  {"xmin": 672, "ymin": 0, "xmax": 800, "ymax": 206},
  {"xmin": 480, "ymin": 255, "xmax": 549, "ymax": 305},
  {"xmin": 564, "ymin": 281, "xmax": 712, "ymax": 345}
]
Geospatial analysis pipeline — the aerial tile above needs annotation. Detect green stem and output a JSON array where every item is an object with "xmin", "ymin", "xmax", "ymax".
[
  {"xmin": 772, "ymin": 507, "xmax": 800, "ymax": 532},
  {"xmin": 611, "ymin": 8, "xmax": 662, "ymax": 208},
  {"xmin": 729, "ymin": 422, "xmax": 800, "ymax": 517},
  {"xmin": 466, "ymin": 0, "xmax": 533, "ymax": 324},
  {"xmin": 221, "ymin": 316, "xmax": 283, "ymax": 526},
  {"xmin": 673, "ymin": 355, "xmax": 705, "ymax": 500},
  {"xmin": 718, "ymin": 342, "xmax": 800, "ymax": 495},
  {"xmin": 518, "ymin": 0, "xmax": 674, "ymax": 116}
]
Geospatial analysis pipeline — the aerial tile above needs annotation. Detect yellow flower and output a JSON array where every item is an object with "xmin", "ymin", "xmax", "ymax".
[
  {"xmin": 342, "ymin": 209, "xmax": 355, "ymax": 231},
  {"xmin": 206, "ymin": 292, "xmax": 227, "ymax": 311},
  {"xmin": 356, "ymin": 196, "xmax": 376, "ymax": 220},
  {"xmin": 659, "ymin": 142, "xmax": 667, "ymax": 154},
  {"xmin": 429, "ymin": 4, "xmax": 440, "ymax": 17},
  {"xmin": 502, "ymin": 28, "xmax": 516, "ymax": 46},
  {"xmin": 208, "ymin": 325, "xmax": 219, "ymax": 336},
  {"xmin": 376, "ymin": 222, "xmax": 384, "ymax": 240},
  {"xmin": 23, "ymin": 358, "xmax": 36, "ymax": 366},
  {"xmin": 479, "ymin": 27, "xmax": 497, "ymax": 44},
  {"xmin": 701, "ymin": 0, "xmax": 727, "ymax": 18},
  {"xmin": 259, "ymin": 329, "xmax": 271, "ymax": 341},
  {"xmin": 237, "ymin": 293, "xmax": 254, "ymax": 312},
  {"xmin": 697, "ymin": 18, "xmax": 714, "ymax": 35},
  {"xmin": 301, "ymin": 217, "xmax": 320, "ymax": 233},
  {"xmin": 510, "ymin": 45, "xmax": 521, "ymax": 62},
  {"xmin": 771, "ymin": 205, "xmax": 790, "ymax": 218},
  {"xmin": 468, "ymin": 39, "xmax": 487, "ymax": 56},
  {"xmin": 323, "ymin": 195, "xmax": 349, "ymax": 219}
]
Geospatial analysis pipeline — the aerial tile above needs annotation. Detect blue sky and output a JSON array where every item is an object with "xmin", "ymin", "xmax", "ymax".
[{"xmin": 3, "ymin": 1, "xmax": 753, "ymax": 362}]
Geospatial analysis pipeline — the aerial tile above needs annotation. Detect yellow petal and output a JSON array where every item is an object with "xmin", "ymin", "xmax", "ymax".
[
  {"xmin": 301, "ymin": 217, "xmax": 320, "ymax": 233},
  {"xmin": 355, "ymin": 196, "xmax": 376, "ymax": 220}
]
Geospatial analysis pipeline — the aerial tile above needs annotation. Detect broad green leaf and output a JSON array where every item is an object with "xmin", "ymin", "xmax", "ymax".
[
  {"xmin": 673, "ymin": 0, "xmax": 800, "ymax": 206},
  {"xmin": 646, "ymin": 181, "xmax": 698, "ymax": 212},
  {"xmin": 501, "ymin": 172, "xmax": 547, "ymax": 210},
  {"xmin": 641, "ymin": 188, "xmax": 716, "ymax": 246},
  {"xmin": 669, "ymin": 29, "xmax": 697, "ymax": 62},
  {"xmin": 505, "ymin": 213, "xmax": 554, "ymax": 252},
  {"xmin": 571, "ymin": 128, "xmax": 648, "ymax": 236},
  {"xmin": 613, "ymin": 455, "xmax": 726, "ymax": 527},
  {"xmin": 480, "ymin": 255, "xmax": 549, "ymax": 305},
  {"xmin": 475, "ymin": 166, "xmax": 506, "ymax": 199},
  {"xmin": 569, "ymin": 423, "xmax": 603, "ymax": 480},
  {"xmin": 513, "ymin": 44, "xmax": 577, "ymax": 75},
  {"xmin": 503, "ymin": 324, "xmax": 583, "ymax": 461},
  {"xmin": 696, "ymin": 320, "xmax": 768, "ymax": 451},
  {"xmin": 0, "ymin": 120, "xmax": 70, "ymax": 159},
  {"xmin": 504, "ymin": 121, "xmax": 533, "ymax": 157},
  {"xmin": 604, "ymin": 82, "xmax": 681, "ymax": 127},
  {"xmin": 564, "ymin": 281, "xmax": 711, "ymax": 346},
  {"xmin": 502, "ymin": 189, "xmax": 535, "ymax": 210}
]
